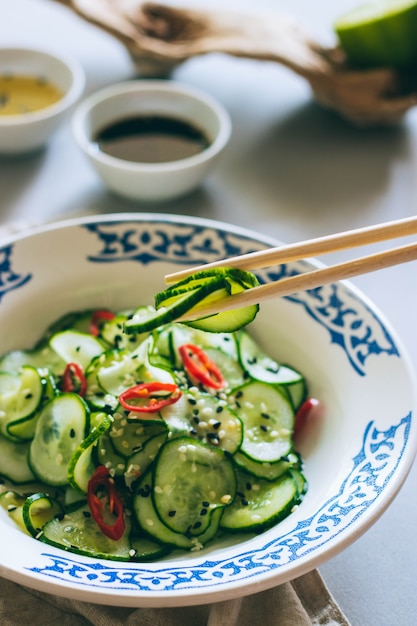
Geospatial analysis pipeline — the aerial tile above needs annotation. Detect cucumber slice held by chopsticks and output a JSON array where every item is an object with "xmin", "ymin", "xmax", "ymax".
[{"xmin": 124, "ymin": 268, "xmax": 260, "ymax": 334}]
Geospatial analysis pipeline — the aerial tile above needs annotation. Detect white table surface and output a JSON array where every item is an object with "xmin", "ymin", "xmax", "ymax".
[{"xmin": 2, "ymin": 1, "xmax": 417, "ymax": 624}]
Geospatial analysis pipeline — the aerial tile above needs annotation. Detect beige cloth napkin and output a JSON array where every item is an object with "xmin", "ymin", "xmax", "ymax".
[
  {"xmin": 0, "ymin": 219, "xmax": 350, "ymax": 625},
  {"xmin": 0, "ymin": 570, "xmax": 350, "ymax": 625}
]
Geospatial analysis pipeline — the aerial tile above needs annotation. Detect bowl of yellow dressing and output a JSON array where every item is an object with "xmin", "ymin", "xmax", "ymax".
[{"xmin": 0, "ymin": 47, "xmax": 85, "ymax": 154}]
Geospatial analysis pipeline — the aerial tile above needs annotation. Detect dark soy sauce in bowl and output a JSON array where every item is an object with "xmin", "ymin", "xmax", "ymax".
[{"xmin": 94, "ymin": 115, "xmax": 211, "ymax": 164}]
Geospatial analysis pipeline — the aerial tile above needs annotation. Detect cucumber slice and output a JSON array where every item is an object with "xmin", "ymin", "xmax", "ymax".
[
  {"xmin": 129, "ymin": 532, "xmax": 171, "ymax": 561},
  {"xmin": 160, "ymin": 389, "xmax": 243, "ymax": 454},
  {"xmin": 0, "ymin": 346, "xmax": 66, "ymax": 376},
  {"xmin": 0, "ymin": 366, "xmax": 45, "ymax": 441},
  {"xmin": 230, "ymin": 381, "xmax": 295, "ymax": 463},
  {"xmin": 109, "ymin": 411, "xmax": 167, "ymax": 458},
  {"xmin": 220, "ymin": 470, "xmax": 300, "ymax": 532},
  {"xmin": 49, "ymin": 330, "xmax": 104, "ymax": 370},
  {"xmin": 0, "ymin": 491, "xmax": 27, "ymax": 532},
  {"xmin": 133, "ymin": 468, "xmax": 223, "ymax": 550},
  {"xmin": 233, "ymin": 450, "xmax": 300, "ymax": 481},
  {"xmin": 334, "ymin": 0, "xmax": 417, "ymax": 68},
  {"xmin": 124, "ymin": 430, "xmax": 167, "ymax": 489},
  {"xmin": 22, "ymin": 493, "xmax": 63, "ymax": 537},
  {"xmin": 238, "ymin": 331, "xmax": 303, "ymax": 385},
  {"xmin": 67, "ymin": 412, "xmax": 113, "ymax": 493},
  {"xmin": 0, "ymin": 436, "xmax": 36, "ymax": 483},
  {"xmin": 152, "ymin": 436, "xmax": 236, "ymax": 536},
  {"xmin": 40, "ymin": 503, "xmax": 132, "ymax": 560},
  {"xmin": 95, "ymin": 428, "xmax": 127, "ymax": 477},
  {"xmin": 29, "ymin": 393, "xmax": 89, "ymax": 486}
]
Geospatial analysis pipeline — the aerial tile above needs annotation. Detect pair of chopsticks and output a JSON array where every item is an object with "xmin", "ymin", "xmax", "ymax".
[{"xmin": 164, "ymin": 216, "xmax": 417, "ymax": 320}]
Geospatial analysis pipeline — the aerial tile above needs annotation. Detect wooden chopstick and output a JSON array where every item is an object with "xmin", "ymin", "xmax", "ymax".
[
  {"xmin": 165, "ymin": 215, "xmax": 417, "ymax": 284},
  {"xmin": 175, "ymin": 239, "xmax": 417, "ymax": 322}
]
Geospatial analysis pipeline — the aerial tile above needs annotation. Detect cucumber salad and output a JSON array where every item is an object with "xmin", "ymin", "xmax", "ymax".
[{"xmin": 0, "ymin": 271, "xmax": 313, "ymax": 562}]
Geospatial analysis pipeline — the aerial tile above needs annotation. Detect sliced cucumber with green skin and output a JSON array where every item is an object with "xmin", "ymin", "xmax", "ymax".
[
  {"xmin": 220, "ymin": 470, "xmax": 300, "ymax": 532},
  {"xmin": 95, "ymin": 430, "xmax": 127, "ymax": 477},
  {"xmin": 0, "ymin": 491, "xmax": 27, "ymax": 532},
  {"xmin": 109, "ymin": 411, "xmax": 167, "ymax": 458},
  {"xmin": 133, "ymin": 470, "xmax": 196, "ymax": 550},
  {"xmin": 67, "ymin": 413, "xmax": 113, "ymax": 493},
  {"xmin": 126, "ymin": 268, "xmax": 260, "ymax": 335},
  {"xmin": 0, "ymin": 366, "xmax": 45, "ymax": 441},
  {"xmin": 0, "ymin": 436, "xmax": 36, "ymax": 484},
  {"xmin": 230, "ymin": 381, "xmax": 294, "ymax": 463},
  {"xmin": 285, "ymin": 378, "xmax": 308, "ymax": 411},
  {"xmin": 152, "ymin": 436, "xmax": 236, "ymax": 536},
  {"xmin": 40, "ymin": 503, "xmax": 132, "ymax": 561},
  {"xmin": 101, "ymin": 309, "xmax": 150, "ymax": 351},
  {"xmin": 22, "ymin": 493, "xmax": 63, "ymax": 537},
  {"xmin": 233, "ymin": 450, "xmax": 300, "ymax": 481},
  {"xmin": 29, "ymin": 393, "xmax": 89, "ymax": 486},
  {"xmin": 161, "ymin": 389, "xmax": 243, "ymax": 455},
  {"xmin": 129, "ymin": 532, "xmax": 171, "ymax": 561},
  {"xmin": 124, "ymin": 281, "xmax": 225, "ymax": 334},
  {"xmin": 124, "ymin": 430, "xmax": 167, "ymax": 489},
  {"xmin": 49, "ymin": 330, "xmax": 104, "ymax": 370},
  {"xmin": 0, "ymin": 346, "xmax": 66, "ymax": 376},
  {"xmin": 238, "ymin": 331, "xmax": 303, "ymax": 386},
  {"xmin": 133, "ymin": 469, "xmax": 223, "ymax": 550}
]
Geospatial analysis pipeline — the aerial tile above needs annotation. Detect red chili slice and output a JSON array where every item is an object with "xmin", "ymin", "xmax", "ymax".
[
  {"xmin": 294, "ymin": 397, "xmax": 321, "ymax": 438},
  {"xmin": 178, "ymin": 343, "xmax": 225, "ymax": 389},
  {"xmin": 87, "ymin": 465, "xmax": 125, "ymax": 541},
  {"xmin": 118, "ymin": 382, "xmax": 182, "ymax": 413},
  {"xmin": 89, "ymin": 309, "xmax": 115, "ymax": 336},
  {"xmin": 61, "ymin": 362, "xmax": 87, "ymax": 397}
]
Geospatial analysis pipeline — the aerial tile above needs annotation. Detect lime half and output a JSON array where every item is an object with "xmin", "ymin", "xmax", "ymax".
[{"xmin": 334, "ymin": 0, "xmax": 417, "ymax": 68}]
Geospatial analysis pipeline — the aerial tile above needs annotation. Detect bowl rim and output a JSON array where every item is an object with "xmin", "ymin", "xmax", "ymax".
[
  {"xmin": 71, "ymin": 80, "xmax": 232, "ymax": 172},
  {"xmin": 0, "ymin": 46, "xmax": 86, "ymax": 126}
]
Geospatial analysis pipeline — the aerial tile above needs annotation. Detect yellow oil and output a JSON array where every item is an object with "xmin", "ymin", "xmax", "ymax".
[{"xmin": 0, "ymin": 74, "xmax": 63, "ymax": 116}]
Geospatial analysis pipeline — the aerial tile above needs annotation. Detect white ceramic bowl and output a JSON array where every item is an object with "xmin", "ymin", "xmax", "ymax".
[
  {"xmin": 0, "ymin": 47, "xmax": 85, "ymax": 154},
  {"xmin": 0, "ymin": 213, "xmax": 416, "ymax": 608},
  {"xmin": 72, "ymin": 81, "xmax": 232, "ymax": 202}
]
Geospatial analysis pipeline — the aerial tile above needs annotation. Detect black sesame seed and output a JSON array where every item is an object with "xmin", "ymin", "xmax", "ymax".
[
  {"xmin": 261, "ymin": 413, "xmax": 270, "ymax": 419},
  {"xmin": 281, "ymin": 455, "xmax": 290, "ymax": 462},
  {"xmin": 83, "ymin": 510, "xmax": 91, "ymax": 518},
  {"xmin": 212, "ymin": 421, "xmax": 221, "ymax": 429},
  {"xmin": 235, "ymin": 390, "xmax": 243, "ymax": 398},
  {"xmin": 246, "ymin": 482, "xmax": 252, "ymax": 490},
  {"xmin": 260, "ymin": 424, "xmax": 268, "ymax": 432},
  {"xmin": 193, "ymin": 416, "xmax": 200, "ymax": 424},
  {"xmin": 202, "ymin": 501, "xmax": 209, "ymax": 507},
  {"xmin": 55, "ymin": 512, "xmax": 65, "ymax": 521},
  {"xmin": 241, "ymin": 499, "xmax": 249, "ymax": 506},
  {"xmin": 168, "ymin": 510, "xmax": 176, "ymax": 517},
  {"xmin": 69, "ymin": 428, "xmax": 76, "ymax": 438},
  {"xmin": 200, "ymin": 508, "xmax": 208, "ymax": 516},
  {"xmin": 235, "ymin": 400, "xmax": 241, "ymax": 409},
  {"xmin": 188, "ymin": 397, "xmax": 197, "ymax": 405},
  {"xmin": 25, "ymin": 392, "xmax": 33, "ymax": 399},
  {"xmin": 193, "ymin": 521, "xmax": 202, "ymax": 529},
  {"xmin": 216, "ymin": 406, "xmax": 224, "ymax": 413}
]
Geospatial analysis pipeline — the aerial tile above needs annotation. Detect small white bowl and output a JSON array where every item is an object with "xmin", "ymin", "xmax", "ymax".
[
  {"xmin": 0, "ymin": 47, "xmax": 85, "ymax": 154},
  {"xmin": 72, "ymin": 80, "xmax": 232, "ymax": 202}
]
